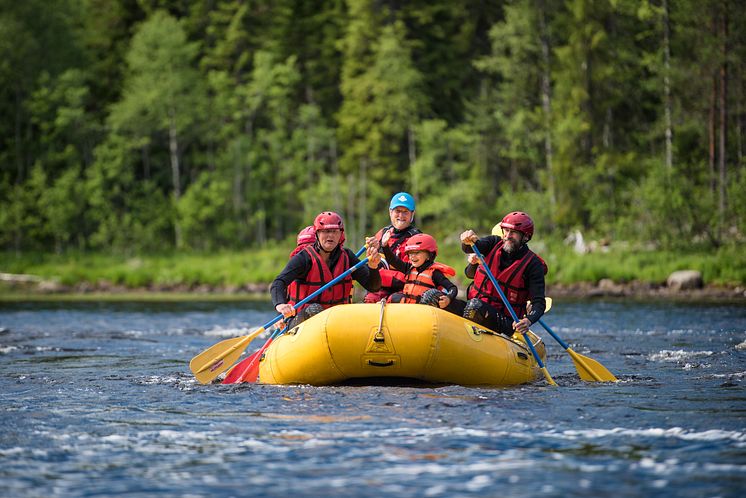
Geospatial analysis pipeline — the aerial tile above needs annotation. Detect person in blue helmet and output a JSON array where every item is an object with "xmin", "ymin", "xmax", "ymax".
[{"xmin": 363, "ymin": 192, "xmax": 422, "ymax": 303}]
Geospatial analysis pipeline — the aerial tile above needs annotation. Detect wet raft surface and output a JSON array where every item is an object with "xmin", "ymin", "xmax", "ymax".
[{"xmin": 1, "ymin": 300, "xmax": 745, "ymax": 497}]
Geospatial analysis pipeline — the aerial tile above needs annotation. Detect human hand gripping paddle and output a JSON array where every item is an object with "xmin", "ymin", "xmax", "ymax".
[
  {"xmin": 191, "ymin": 247, "xmax": 374, "ymax": 384},
  {"xmin": 469, "ymin": 244, "xmax": 557, "ymax": 386},
  {"xmin": 221, "ymin": 245, "xmax": 369, "ymax": 384}
]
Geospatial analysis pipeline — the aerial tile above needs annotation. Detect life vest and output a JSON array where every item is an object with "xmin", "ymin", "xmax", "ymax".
[
  {"xmin": 287, "ymin": 243, "xmax": 314, "ymax": 298},
  {"xmin": 375, "ymin": 225, "xmax": 420, "ymax": 288},
  {"xmin": 400, "ymin": 262, "xmax": 456, "ymax": 304},
  {"xmin": 468, "ymin": 240, "xmax": 547, "ymax": 318},
  {"xmin": 288, "ymin": 245, "xmax": 353, "ymax": 311}
]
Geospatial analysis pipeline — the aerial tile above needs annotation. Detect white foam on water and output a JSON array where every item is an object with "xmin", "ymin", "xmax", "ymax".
[
  {"xmin": 236, "ymin": 438, "xmax": 290, "ymax": 453},
  {"xmin": 424, "ymin": 484, "xmax": 447, "ymax": 496},
  {"xmin": 464, "ymin": 474, "xmax": 491, "ymax": 492},
  {"xmin": 155, "ymin": 429, "xmax": 220, "ymax": 441},
  {"xmin": 554, "ymin": 427, "xmax": 746, "ymax": 443},
  {"xmin": 0, "ymin": 447, "xmax": 25, "ymax": 456},
  {"xmin": 708, "ymin": 370, "xmax": 746, "ymax": 379},
  {"xmin": 683, "ymin": 362, "xmax": 711, "ymax": 370},
  {"xmin": 358, "ymin": 426, "xmax": 493, "ymax": 440},
  {"xmin": 100, "ymin": 434, "xmax": 129, "ymax": 443},
  {"xmin": 703, "ymin": 462, "xmax": 746, "ymax": 472},
  {"xmin": 649, "ymin": 350, "xmax": 714, "ymax": 362},
  {"xmin": 203, "ymin": 325, "xmax": 253, "ymax": 338},
  {"xmin": 735, "ymin": 339, "xmax": 746, "ymax": 351},
  {"xmin": 0, "ymin": 345, "xmax": 18, "ymax": 354}
]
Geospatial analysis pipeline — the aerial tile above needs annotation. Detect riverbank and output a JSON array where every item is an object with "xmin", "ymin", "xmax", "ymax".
[
  {"xmin": 2, "ymin": 279, "xmax": 744, "ymax": 304},
  {"xmin": 2, "ymin": 243, "xmax": 745, "ymax": 303}
]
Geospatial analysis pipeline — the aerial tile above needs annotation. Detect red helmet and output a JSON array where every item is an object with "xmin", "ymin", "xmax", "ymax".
[
  {"xmin": 313, "ymin": 211, "xmax": 345, "ymax": 244},
  {"xmin": 296, "ymin": 225, "xmax": 316, "ymax": 246},
  {"xmin": 499, "ymin": 211, "xmax": 534, "ymax": 240},
  {"xmin": 403, "ymin": 233, "xmax": 438, "ymax": 256}
]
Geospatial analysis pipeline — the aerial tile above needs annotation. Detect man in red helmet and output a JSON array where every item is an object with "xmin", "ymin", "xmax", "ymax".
[
  {"xmin": 271, "ymin": 212, "xmax": 382, "ymax": 327},
  {"xmin": 460, "ymin": 211, "xmax": 547, "ymax": 336}
]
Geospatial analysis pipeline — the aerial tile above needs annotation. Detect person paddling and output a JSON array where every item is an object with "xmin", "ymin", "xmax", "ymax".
[
  {"xmin": 460, "ymin": 211, "xmax": 547, "ymax": 336},
  {"xmin": 271, "ymin": 212, "xmax": 381, "ymax": 328},
  {"xmin": 363, "ymin": 192, "xmax": 421, "ymax": 303},
  {"xmin": 381, "ymin": 231, "xmax": 465, "ymax": 315}
]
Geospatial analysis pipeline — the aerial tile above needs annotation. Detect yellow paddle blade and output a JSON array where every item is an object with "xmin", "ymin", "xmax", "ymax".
[
  {"xmin": 540, "ymin": 366, "xmax": 558, "ymax": 386},
  {"xmin": 567, "ymin": 348, "xmax": 618, "ymax": 382},
  {"xmin": 190, "ymin": 328, "xmax": 265, "ymax": 384}
]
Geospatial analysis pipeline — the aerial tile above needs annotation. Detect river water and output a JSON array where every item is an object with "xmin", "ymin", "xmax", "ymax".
[{"xmin": 1, "ymin": 299, "xmax": 744, "ymax": 497}]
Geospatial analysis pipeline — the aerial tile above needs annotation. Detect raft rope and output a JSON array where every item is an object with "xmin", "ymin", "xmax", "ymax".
[{"xmin": 374, "ymin": 299, "xmax": 386, "ymax": 343}]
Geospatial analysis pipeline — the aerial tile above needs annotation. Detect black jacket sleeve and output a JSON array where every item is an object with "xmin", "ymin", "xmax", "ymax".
[
  {"xmin": 464, "ymin": 262, "xmax": 478, "ymax": 279},
  {"xmin": 270, "ymin": 250, "xmax": 312, "ymax": 306},
  {"xmin": 432, "ymin": 271, "xmax": 458, "ymax": 300},
  {"xmin": 523, "ymin": 256, "xmax": 546, "ymax": 324},
  {"xmin": 381, "ymin": 242, "xmax": 412, "ymax": 274}
]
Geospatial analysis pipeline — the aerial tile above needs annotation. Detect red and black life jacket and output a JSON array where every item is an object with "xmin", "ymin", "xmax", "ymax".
[
  {"xmin": 399, "ymin": 262, "xmax": 456, "ymax": 304},
  {"xmin": 468, "ymin": 241, "xmax": 547, "ymax": 318},
  {"xmin": 374, "ymin": 225, "xmax": 420, "ymax": 288},
  {"xmin": 288, "ymin": 245, "xmax": 353, "ymax": 311}
]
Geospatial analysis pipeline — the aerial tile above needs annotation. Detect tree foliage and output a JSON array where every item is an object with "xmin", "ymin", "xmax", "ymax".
[{"xmin": 1, "ymin": 0, "xmax": 744, "ymax": 254}]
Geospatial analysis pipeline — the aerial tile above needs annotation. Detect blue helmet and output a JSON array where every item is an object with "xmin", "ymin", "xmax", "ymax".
[{"xmin": 389, "ymin": 192, "xmax": 416, "ymax": 211}]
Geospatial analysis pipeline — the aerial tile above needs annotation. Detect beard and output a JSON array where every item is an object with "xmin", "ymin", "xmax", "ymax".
[{"xmin": 503, "ymin": 238, "xmax": 520, "ymax": 253}]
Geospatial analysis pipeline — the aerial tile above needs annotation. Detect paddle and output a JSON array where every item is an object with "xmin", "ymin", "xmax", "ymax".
[
  {"xmin": 536, "ymin": 318, "xmax": 617, "ymax": 382},
  {"xmin": 222, "ymin": 244, "xmax": 370, "ymax": 385},
  {"xmin": 190, "ymin": 253, "xmax": 372, "ymax": 384},
  {"xmin": 222, "ymin": 325, "xmax": 287, "ymax": 384},
  {"xmin": 470, "ymin": 244, "xmax": 557, "ymax": 386},
  {"xmin": 227, "ymin": 246, "xmax": 371, "ymax": 384}
]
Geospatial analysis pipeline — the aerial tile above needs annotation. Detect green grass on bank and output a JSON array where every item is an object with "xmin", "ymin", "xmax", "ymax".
[
  {"xmin": 0, "ymin": 245, "xmax": 291, "ymax": 288},
  {"xmin": 1, "ymin": 241, "xmax": 744, "ymax": 291}
]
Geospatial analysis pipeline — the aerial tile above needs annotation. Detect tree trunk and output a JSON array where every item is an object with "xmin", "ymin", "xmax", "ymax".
[
  {"xmin": 737, "ymin": 63, "xmax": 743, "ymax": 165},
  {"xmin": 407, "ymin": 126, "xmax": 416, "ymax": 174},
  {"xmin": 169, "ymin": 117, "xmax": 182, "ymax": 248},
  {"xmin": 15, "ymin": 85, "xmax": 24, "ymax": 183},
  {"xmin": 142, "ymin": 145, "xmax": 150, "ymax": 179},
  {"xmin": 718, "ymin": 2, "xmax": 728, "ymax": 225},
  {"xmin": 358, "ymin": 157, "xmax": 368, "ymax": 239},
  {"xmin": 663, "ymin": 0, "xmax": 673, "ymax": 171},
  {"xmin": 709, "ymin": 74, "xmax": 717, "ymax": 195},
  {"xmin": 538, "ymin": 0, "xmax": 555, "ymax": 207}
]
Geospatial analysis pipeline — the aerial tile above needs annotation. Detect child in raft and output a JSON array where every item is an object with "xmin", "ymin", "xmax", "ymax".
[{"xmin": 378, "ymin": 230, "xmax": 466, "ymax": 315}]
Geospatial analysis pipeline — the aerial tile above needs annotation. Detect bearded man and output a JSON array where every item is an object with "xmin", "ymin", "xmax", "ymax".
[{"xmin": 459, "ymin": 211, "xmax": 547, "ymax": 337}]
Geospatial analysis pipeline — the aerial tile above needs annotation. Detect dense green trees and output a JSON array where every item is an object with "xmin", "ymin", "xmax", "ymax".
[{"xmin": 1, "ymin": 0, "xmax": 744, "ymax": 254}]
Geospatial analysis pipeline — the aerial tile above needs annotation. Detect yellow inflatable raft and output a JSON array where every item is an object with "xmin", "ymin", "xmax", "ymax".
[{"xmin": 258, "ymin": 303, "xmax": 547, "ymax": 386}]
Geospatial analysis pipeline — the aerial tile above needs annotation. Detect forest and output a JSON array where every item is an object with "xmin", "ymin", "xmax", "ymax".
[{"xmin": 1, "ymin": 0, "xmax": 744, "ymax": 259}]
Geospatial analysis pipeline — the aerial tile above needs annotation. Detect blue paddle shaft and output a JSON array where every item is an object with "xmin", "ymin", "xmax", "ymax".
[
  {"xmin": 470, "ymin": 244, "xmax": 548, "ymax": 369},
  {"xmin": 262, "ymin": 246, "xmax": 370, "ymax": 331},
  {"xmin": 538, "ymin": 319, "xmax": 569, "ymax": 349}
]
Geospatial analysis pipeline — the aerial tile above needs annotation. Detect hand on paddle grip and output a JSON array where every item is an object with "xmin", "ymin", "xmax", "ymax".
[
  {"xmin": 275, "ymin": 303, "xmax": 295, "ymax": 318},
  {"xmin": 365, "ymin": 235, "xmax": 381, "ymax": 251},
  {"xmin": 460, "ymin": 229, "xmax": 478, "ymax": 246},
  {"xmin": 366, "ymin": 245, "xmax": 381, "ymax": 269},
  {"xmin": 513, "ymin": 317, "xmax": 531, "ymax": 335}
]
